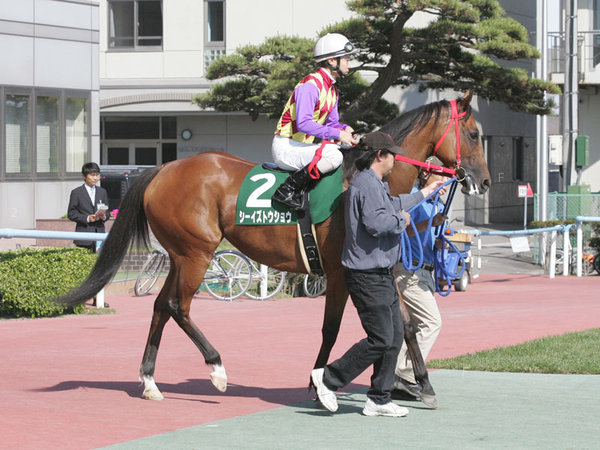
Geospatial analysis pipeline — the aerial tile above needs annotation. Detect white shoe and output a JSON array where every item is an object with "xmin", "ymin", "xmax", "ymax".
[
  {"xmin": 311, "ymin": 368, "xmax": 338, "ymax": 412},
  {"xmin": 362, "ymin": 398, "xmax": 409, "ymax": 417}
]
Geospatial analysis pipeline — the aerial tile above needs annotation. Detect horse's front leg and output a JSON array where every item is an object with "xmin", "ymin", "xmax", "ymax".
[
  {"xmin": 312, "ymin": 268, "xmax": 349, "ymax": 371},
  {"xmin": 399, "ymin": 297, "xmax": 438, "ymax": 408}
]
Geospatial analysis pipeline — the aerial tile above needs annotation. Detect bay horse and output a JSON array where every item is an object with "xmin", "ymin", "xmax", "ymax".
[{"xmin": 54, "ymin": 91, "xmax": 490, "ymax": 407}]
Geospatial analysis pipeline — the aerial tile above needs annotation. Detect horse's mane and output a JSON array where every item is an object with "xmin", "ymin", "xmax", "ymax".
[
  {"xmin": 379, "ymin": 98, "xmax": 472, "ymax": 144},
  {"xmin": 340, "ymin": 96, "xmax": 472, "ymax": 182}
]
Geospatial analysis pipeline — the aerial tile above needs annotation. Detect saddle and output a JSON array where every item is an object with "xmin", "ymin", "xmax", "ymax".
[{"xmin": 236, "ymin": 164, "xmax": 343, "ymax": 275}]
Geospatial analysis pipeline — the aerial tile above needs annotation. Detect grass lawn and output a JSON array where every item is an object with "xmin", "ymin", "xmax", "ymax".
[{"xmin": 428, "ymin": 328, "xmax": 600, "ymax": 374}]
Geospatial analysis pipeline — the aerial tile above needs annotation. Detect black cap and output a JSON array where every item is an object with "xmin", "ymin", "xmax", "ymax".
[{"xmin": 361, "ymin": 131, "xmax": 403, "ymax": 155}]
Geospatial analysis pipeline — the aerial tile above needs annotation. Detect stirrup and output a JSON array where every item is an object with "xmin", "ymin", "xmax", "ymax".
[{"xmin": 273, "ymin": 189, "xmax": 305, "ymax": 210}]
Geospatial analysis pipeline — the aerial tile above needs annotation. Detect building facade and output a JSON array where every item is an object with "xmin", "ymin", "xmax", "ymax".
[
  {"xmin": 2, "ymin": 0, "xmax": 574, "ymax": 228},
  {"xmin": 0, "ymin": 0, "xmax": 99, "ymax": 228}
]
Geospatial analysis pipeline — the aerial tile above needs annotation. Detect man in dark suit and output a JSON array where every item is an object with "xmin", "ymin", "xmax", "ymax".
[{"xmin": 68, "ymin": 162, "xmax": 111, "ymax": 253}]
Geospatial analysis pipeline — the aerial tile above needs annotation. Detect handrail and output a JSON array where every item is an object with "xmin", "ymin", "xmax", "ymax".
[
  {"xmin": 0, "ymin": 228, "xmax": 107, "ymax": 241},
  {"xmin": 457, "ymin": 224, "xmax": 571, "ymax": 279}
]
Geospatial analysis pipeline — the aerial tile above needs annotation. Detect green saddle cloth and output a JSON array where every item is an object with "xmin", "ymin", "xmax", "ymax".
[{"xmin": 236, "ymin": 165, "xmax": 343, "ymax": 226}]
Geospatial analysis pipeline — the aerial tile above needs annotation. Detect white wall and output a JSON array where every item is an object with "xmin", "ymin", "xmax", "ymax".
[
  {"xmin": 100, "ymin": 0, "xmax": 353, "ymax": 80},
  {"xmin": 0, "ymin": 0, "xmax": 100, "ymax": 228},
  {"xmin": 578, "ymin": 89, "xmax": 600, "ymax": 191},
  {"xmin": 177, "ymin": 114, "xmax": 274, "ymax": 163}
]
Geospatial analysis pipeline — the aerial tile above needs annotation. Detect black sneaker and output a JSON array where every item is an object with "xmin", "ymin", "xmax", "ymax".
[{"xmin": 393, "ymin": 377, "xmax": 422, "ymax": 398}]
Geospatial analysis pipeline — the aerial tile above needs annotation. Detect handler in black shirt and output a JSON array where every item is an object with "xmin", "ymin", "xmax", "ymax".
[{"xmin": 311, "ymin": 131, "xmax": 444, "ymax": 417}]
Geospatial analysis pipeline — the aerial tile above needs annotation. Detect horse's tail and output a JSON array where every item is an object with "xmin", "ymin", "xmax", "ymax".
[{"xmin": 53, "ymin": 166, "xmax": 161, "ymax": 307}]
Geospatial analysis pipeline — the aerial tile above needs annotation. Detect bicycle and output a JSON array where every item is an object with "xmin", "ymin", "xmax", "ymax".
[
  {"xmin": 202, "ymin": 250, "xmax": 252, "ymax": 301},
  {"xmin": 302, "ymin": 273, "xmax": 327, "ymax": 298},
  {"xmin": 554, "ymin": 248, "xmax": 598, "ymax": 276},
  {"xmin": 135, "ymin": 248, "xmax": 252, "ymax": 300},
  {"xmin": 135, "ymin": 248, "xmax": 168, "ymax": 296},
  {"xmin": 244, "ymin": 261, "xmax": 287, "ymax": 300}
]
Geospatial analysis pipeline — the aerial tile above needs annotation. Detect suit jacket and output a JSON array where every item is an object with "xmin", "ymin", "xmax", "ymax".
[{"xmin": 67, "ymin": 184, "xmax": 111, "ymax": 247}]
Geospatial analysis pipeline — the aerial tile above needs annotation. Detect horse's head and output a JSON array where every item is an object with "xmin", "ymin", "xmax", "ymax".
[
  {"xmin": 382, "ymin": 91, "xmax": 491, "ymax": 196},
  {"xmin": 428, "ymin": 92, "xmax": 491, "ymax": 195}
]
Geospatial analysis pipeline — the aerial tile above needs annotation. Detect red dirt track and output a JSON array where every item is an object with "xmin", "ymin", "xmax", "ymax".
[{"xmin": 1, "ymin": 274, "xmax": 599, "ymax": 449}]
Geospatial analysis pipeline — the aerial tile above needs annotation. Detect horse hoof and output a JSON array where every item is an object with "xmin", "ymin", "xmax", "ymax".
[
  {"xmin": 210, "ymin": 375, "xmax": 227, "ymax": 392},
  {"xmin": 419, "ymin": 393, "xmax": 438, "ymax": 409},
  {"xmin": 143, "ymin": 389, "xmax": 164, "ymax": 401},
  {"xmin": 210, "ymin": 364, "xmax": 227, "ymax": 392}
]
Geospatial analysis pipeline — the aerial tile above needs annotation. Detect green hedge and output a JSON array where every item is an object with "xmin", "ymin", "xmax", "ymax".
[{"xmin": 0, "ymin": 248, "xmax": 97, "ymax": 318}]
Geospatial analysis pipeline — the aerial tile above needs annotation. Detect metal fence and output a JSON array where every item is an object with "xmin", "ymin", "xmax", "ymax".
[
  {"xmin": 548, "ymin": 30, "xmax": 600, "ymax": 74},
  {"xmin": 534, "ymin": 193, "xmax": 600, "ymax": 221}
]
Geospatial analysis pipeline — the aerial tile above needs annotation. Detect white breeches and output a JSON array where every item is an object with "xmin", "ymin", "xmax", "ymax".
[{"xmin": 272, "ymin": 135, "xmax": 343, "ymax": 173}]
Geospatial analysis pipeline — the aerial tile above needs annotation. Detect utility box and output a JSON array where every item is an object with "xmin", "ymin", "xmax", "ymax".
[
  {"xmin": 548, "ymin": 135, "xmax": 563, "ymax": 165},
  {"xmin": 566, "ymin": 184, "xmax": 591, "ymax": 218},
  {"xmin": 576, "ymin": 135, "xmax": 589, "ymax": 167}
]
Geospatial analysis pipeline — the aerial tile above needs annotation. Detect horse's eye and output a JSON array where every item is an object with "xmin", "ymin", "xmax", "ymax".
[{"xmin": 469, "ymin": 130, "xmax": 479, "ymax": 140}]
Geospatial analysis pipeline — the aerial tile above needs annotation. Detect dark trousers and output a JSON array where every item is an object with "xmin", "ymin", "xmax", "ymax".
[{"xmin": 323, "ymin": 268, "xmax": 404, "ymax": 404}]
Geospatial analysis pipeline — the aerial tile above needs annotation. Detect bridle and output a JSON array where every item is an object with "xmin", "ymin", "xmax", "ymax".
[{"xmin": 394, "ymin": 100, "xmax": 468, "ymax": 179}]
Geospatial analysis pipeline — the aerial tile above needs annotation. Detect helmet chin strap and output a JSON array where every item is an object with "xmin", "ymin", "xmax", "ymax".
[{"xmin": 325, "ymin": 57, "xmax": 346, "ymax": 78}]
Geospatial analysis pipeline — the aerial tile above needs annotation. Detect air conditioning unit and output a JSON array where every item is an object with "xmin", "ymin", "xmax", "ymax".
[{"xmin": 548, "ymin": 135, "xmax": 563, "ymax": 165}]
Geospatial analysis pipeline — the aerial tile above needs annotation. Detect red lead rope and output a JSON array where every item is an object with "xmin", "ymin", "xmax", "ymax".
[{"xmin": 394, "ymin": 99, "xmax": 467, "ymax": 177}]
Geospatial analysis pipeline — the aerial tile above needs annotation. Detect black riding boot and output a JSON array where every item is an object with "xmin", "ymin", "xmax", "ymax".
[{"xmin": 272, "ymin": 166, "xmax": 313, "ymax": 211}]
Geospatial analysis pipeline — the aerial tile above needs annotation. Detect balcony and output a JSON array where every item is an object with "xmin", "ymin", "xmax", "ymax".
[{"xmin": 548, "ymin": 30, "xmax": 600, "ymax": 85}]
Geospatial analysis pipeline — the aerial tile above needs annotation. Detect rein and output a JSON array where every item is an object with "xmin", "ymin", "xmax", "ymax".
[
  {"xmin": 398, "ymin": 176, "xmax": 468, "ymax": 297},
  {"xmin": 394, "ymin": 99, "xmax": 468, "ymax": 178},
  {"xmin": 432, "ymin": 180, "xmax": 467, "ymax": 296},
  {"xmin": 399, "ymin": 177, "xmax": 457, "ymax": 271}
]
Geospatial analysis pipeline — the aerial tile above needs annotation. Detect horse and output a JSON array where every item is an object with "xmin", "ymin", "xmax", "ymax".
[{"xmin": 54, "ymin": 91, "xmax": 490, "ymax": 408}]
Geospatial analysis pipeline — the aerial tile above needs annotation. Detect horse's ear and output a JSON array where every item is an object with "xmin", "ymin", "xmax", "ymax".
[{"xmin": 458, "ymin": 91, "xmax": 473, "ymax": 110}]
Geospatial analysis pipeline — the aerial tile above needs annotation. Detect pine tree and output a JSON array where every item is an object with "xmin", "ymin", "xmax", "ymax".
[{"xmin": 194, "ymin": 0, "xmax": 560, "ymax": 129}]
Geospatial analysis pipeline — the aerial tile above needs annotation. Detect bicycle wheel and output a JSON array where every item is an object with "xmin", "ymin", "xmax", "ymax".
[
  {"xmin": 554, "ymin": 249, "xmax": 566, "ymax": 275},
  {"xmin": 245, "ymin": 261, "xmax": 287, "ymax": 300},
  {"xmin": 135, "ymin": 250, "xmax": 166, "ymax": 296},
  {"xmin": 303, "ymin": 273, "xmax": 327, "ymax": 298},
  {"xmin": 582, "ymin": 255, "xmax": 596, "ymax": 276},
  {"xmin": 594, "ymin": 253, "xmax": 600, "ymax": 275},
  {"xmin": 203, "ymin": 250, "xmax": 252, "ymax": 301}
]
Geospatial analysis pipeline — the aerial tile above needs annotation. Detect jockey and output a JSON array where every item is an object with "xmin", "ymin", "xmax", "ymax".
[{"xmin": 271, "ymin": 33, "xmax": 358, "ymax": 211}]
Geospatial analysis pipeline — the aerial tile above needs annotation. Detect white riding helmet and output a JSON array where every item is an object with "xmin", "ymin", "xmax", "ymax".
[{"xmin": 314, "ymin": 33, "xmax": 356, "ymax": 62}]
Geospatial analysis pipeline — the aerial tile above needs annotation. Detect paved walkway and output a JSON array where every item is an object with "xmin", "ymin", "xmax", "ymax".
[
  {"xmin": 104, "ymin": 370, "xmax": 600, "ymax": 450},
  {"xmin": 1, "ymin": 274, "xmax": 599, "ymax": 449}
]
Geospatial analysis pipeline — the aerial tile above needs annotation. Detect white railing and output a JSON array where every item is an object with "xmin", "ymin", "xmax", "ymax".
[{"xmin": 459, "ymin": 225, "xmax": 572, "ymax": 279}]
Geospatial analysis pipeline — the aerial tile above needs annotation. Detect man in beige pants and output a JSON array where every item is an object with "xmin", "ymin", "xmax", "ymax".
[{"xmin": 394, "ymin": 172, "xmax": 446, "ymax": 405}]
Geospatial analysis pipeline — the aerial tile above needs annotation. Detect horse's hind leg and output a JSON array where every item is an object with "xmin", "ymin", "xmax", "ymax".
[
  {"xmin": 168, "ymin": 256, "xmax": 228, "ymax": 392},
  {"xmin": 140, "ymin": 307, "xmax": 171, "ymax": 400},
  {"xmin": 140, "ymin": 255, "xmax": 226, "ymax": 400}
]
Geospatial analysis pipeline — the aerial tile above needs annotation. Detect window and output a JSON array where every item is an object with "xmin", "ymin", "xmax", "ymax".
[
  {"xmin": 204, "ymin": 0, "xmax": 225, "ymax": 70},
  {"xmin": 108, "ymin": 0, "xmax": 163, "ymax": 49},
  {"xmin": 1, "ymin": 89, "xmax": 90, "ymax": 179},
  {"xmin": 207, "ymin": 1, "xmax": 224, "ymax": 42},
  {"xmin": 513, "ymin": 137, "xmax": 525, "ymax": 182},
  {"xmin": 5, "ymin": 94, "xmax": 30, "ymax": 174},
  {"xmin": 104, "ymin": 117, "xmax": 160, "ymax": 139},
  {"xmin": 65, "ymin": 97, "xmax": 88, "ymax": 173},
  {"xmin": 36, "ymin": 95, "xmax": 59, "ymax": 173},
  {"xmin": 594, "ymin": 0, "xmax": 600, "ymax": 66},
  {"xmin": 101, "ymin": 116, "xmax": 178, "ymax": 166}
]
